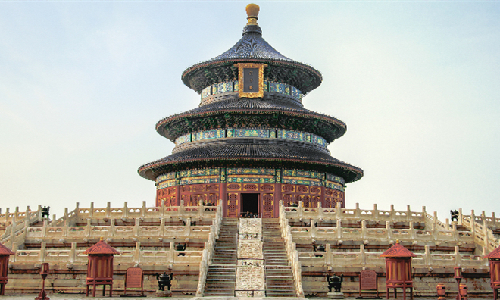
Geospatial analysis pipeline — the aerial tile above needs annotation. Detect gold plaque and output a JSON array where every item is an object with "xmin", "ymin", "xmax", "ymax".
[{"xmin": 235, "ymin": 63, "xmax": 266, "ymax": 98}]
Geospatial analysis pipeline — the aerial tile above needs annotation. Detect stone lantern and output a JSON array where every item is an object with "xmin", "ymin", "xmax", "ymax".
[
  {"xmin": 484, "ymin": 245, "xmax": 500, "ymax": 299},
  {"xmin": 380, "ymin": 241, "xmax": 416, "ymax": 300},
  {"xmin": 0, "ymin": 242, "xmax": 14, "ymax": 295},
  {"xmin": 84, "ymin": 238, "xmax": 119, "ymax": 297}
]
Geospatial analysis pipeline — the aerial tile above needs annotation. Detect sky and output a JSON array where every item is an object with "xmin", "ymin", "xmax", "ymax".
[{"xmin": 1, "ymin": 1, "xmax": 499, "ymax": 222}]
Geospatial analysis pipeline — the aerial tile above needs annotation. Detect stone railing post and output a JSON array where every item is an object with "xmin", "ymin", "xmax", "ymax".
[
  {"xmin": 51, "ymin": 214, "xmax": 56, "ymax": 226},
  {"xmin": 86, "ymin": 219, "xmax": 91, "ymax": 238},
  {"xmin": 421, "ymin": 206, "xmax": 427, "ymax": 222},
  {"xmin": 454, "ymin": 245, "xmax": 461, "ymax": 265},
  {"xmin": 432, "ymin": 221, "xmax": 438, "ymax": 240},
  {"xmin": 123, "ymin": 202, "xmax": 129, "ymax": 218},
  {"xmin": 198, "ymin": 201, "xmax": 204, "ymax": 217},
  {"xmin": 326, "ymin": 243, "xmax": 331, "ymax": 266},
  {"xmin": 69, "ymin": 242, "xmax": 77, "ymax": 264},
  {"xmin": 409, "ymin": 220, "xmax": 415, "ymax": 239},
  {"xmin": 360, "ymin": 244, "xmax": 366, "ymax": 265},
  {"xmin": 106, "ymin": 202, "xmax": 111, "ymax": 218},
  {"xmin": 407, "ymin": 205, "xmax": 412, "ymax": 222},
  {"xmin": 483, "ymin": 220, "xmax": 490, "ymax": 252},
  {"xmin": 298, "ymin": 201, "xmax": 303, "ymax": 218},
  {"xmin": 311, "ymin": 220, "xmax": 316, "ymax": 239},
  {"xmin": 336, "ymin": 219, "xmax": 342, "ymax": 239},
  {"xmin": 317, "ymin": 202, "xmax": 323, "ymax": 220},
  {"xmin": 458, "ymin": 208, "xmax": 463, "ymax": 226},
  {"xmin": 361, "ymin": 220, "xmax": 367, "ymax": 239},
  {"xmin": 135, "ymin": 218, "xmax": 140, "ymax": 237},
  {"xmin": 63, "ymin": 220, "xmax": 68, "ymax": 237},
  {"xmin": 354, "ymin": 203, "xmax": 361, "ymax": 218},
  {"xmin": 424, "ymin": 245, "xmax": 431, "ymax": 266},
  {"xmin": 180, "ymin": 200, "xmax": 185, "ymax": 214},
  {"xmin": 431, "ymin": 211, "xmax": 436, "ymax": 227},
  {"xmin": 40, "ymin": 242, "xmax": 46, "ymax": 263},
  {"xmin": 109, "ymin": 219, "xmax": 115, "ymax": 236},
  {"xmin": 385, "ymin": 221, "xmax": 392, "ymax": 240},
  {"xmin": 5, "ymin": 208, "xmax": 10, "ymax": 224},
  {"xmin": 336, "ymin": 202, "xmax": 342, "ymax": 220},
  {"xmin": 89, "ymin": 202, "xmax": 94, "ymax": 218},
  {"xmin": 373, "ymin": 204, "xmax": 379, "ymax": 220},
  {"xmin": 134, "ymin": 242, "xmax": 141, "ymax": 264},
  {"xmin": 142, "ymin": 201, "xmax": 146, "ymax": 218},
  {"xmin": 186, "ymin": 217, "xmax": 191, "ymax": 236},
  {"xmin": 160, "ymin": 218, "xmax": 165, "ymax": 236},
  {"xmin": 445, "ymin": 218, "xmax": 450, "ymax": 230},
  {"xmin": 24, "ymin": 215, "xmax": 30, "ymax": 229},
  {"xmin": 64, "ymin": 208, "xmax": 68, "ymax": 221},
  {"xmin": 452, "ymin": 222, "xmax": 458, "ymax": 242},
  {"xmin": 470, "ymin": 210, "xmax": 476, "ymax": 240},
  {"xmin": 42, "ymin": 220, "xmax": 47, "ymax": 238},
  {"xmin": 169, "ymin": 241, "xmax": 175, "ymax": 264},
  {"xmin": 390, "ymin": 205, "xmax": 395, "ymax": 220}
]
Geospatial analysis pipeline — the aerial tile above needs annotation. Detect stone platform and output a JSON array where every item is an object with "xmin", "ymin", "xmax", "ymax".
[{"xmin": 0, "ymin": 296, "xmax": 489, "ymax": 300}]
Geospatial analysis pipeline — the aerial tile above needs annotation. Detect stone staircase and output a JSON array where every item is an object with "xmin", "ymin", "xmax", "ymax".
[
  {"xmin": 262, "ymin": 218, "xmax": 297, "ymax": 297},
  {"xmin": 204, "ymin": 217, "xmax": 238, "ymax": 296}
]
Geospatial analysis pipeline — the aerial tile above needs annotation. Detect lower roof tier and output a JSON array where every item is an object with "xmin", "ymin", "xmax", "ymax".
[{"xmin": 138, "ymin": 139, "xmax": 363, "ymax": 183}]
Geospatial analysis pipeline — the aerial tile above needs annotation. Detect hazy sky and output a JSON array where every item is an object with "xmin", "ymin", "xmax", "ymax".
[{"xmin": 1, "ymin": 1, "xmax": 499, "ymax": 221}]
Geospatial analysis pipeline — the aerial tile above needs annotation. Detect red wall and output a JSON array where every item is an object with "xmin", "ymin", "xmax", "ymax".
[{"xmin": 156, "ymin": 182, "xmax": 345, "ymax": 218}]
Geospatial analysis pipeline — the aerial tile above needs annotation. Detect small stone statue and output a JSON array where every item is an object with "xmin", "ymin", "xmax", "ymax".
[{"xmin": 451, "ymin": 210, "xmax": 459, "ymax": 222}]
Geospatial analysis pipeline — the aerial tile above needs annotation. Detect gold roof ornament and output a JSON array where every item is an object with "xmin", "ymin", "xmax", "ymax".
[{"xmin": 246, "ymin": 3, "xmax": 259, "ymax": 25}]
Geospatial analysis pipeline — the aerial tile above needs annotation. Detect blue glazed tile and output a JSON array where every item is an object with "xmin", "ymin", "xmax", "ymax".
[
  {"xmin": 269, "ymin": 82, "xmax": 278, "ymax": 93},
  {"xmin": 277, "ymin": 83, "xmax": 286, "ymax": 94}
]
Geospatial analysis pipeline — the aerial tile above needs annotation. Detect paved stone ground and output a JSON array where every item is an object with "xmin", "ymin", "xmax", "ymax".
[{"xmin": 0, "ymin": 295, "xmax": 489, "ymax": 300}]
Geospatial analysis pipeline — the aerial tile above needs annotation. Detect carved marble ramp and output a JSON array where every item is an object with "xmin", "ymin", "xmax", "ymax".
[{"xmin": 236, "ymin": 218, "xmax": 265, "ymax": 297}]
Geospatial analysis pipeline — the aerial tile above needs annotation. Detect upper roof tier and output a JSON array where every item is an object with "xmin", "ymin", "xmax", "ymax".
[{"xmin": 181, "ymin": 4, "xmax": 322, "ymax": 95}]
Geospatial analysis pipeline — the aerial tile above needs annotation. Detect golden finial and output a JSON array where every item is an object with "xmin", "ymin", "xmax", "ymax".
[
  {"xmin": 246, "ymin": 4, "xmax": 260, "ymax": 25},
  {"xmin": 396, "ymin": 239, "xmax": 399, "ymax": 244},
  {"xmin": 100, "ymin": 236, "xmax": 104, "ymax": 241}
]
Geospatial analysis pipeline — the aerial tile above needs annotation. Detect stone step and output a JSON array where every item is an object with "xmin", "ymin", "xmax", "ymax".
[
  {"xmin": 207, "ymin": 268, "xmax": 235, "ymax": 271},
  {"xmin": 266, "ymin": 269, "xmax": 292, "ymax": 273},
  {"xmin": 206, "ymin": 280, "xmax": 235, "ymax": 284},
  {"xmin": 266, "ymin": 291, "xmax": 296, "ymax": 296},
  {"xmin": 267, "ymin": 284, "xmax": 295, "ymax": 288}
]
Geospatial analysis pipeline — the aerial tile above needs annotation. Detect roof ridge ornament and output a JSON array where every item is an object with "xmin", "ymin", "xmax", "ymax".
[{"xmin": 246, "ymin": 3, "xmax": 259, "ymax": 26}]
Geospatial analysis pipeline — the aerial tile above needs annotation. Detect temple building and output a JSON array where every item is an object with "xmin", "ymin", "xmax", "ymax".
[
  {"xmin": 138, "ymin": 4, "xmax": 363, "ymax": 218},
  {"xmin": 1, "ymin": 4, "xmax": 498, "ymax": 298}
]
